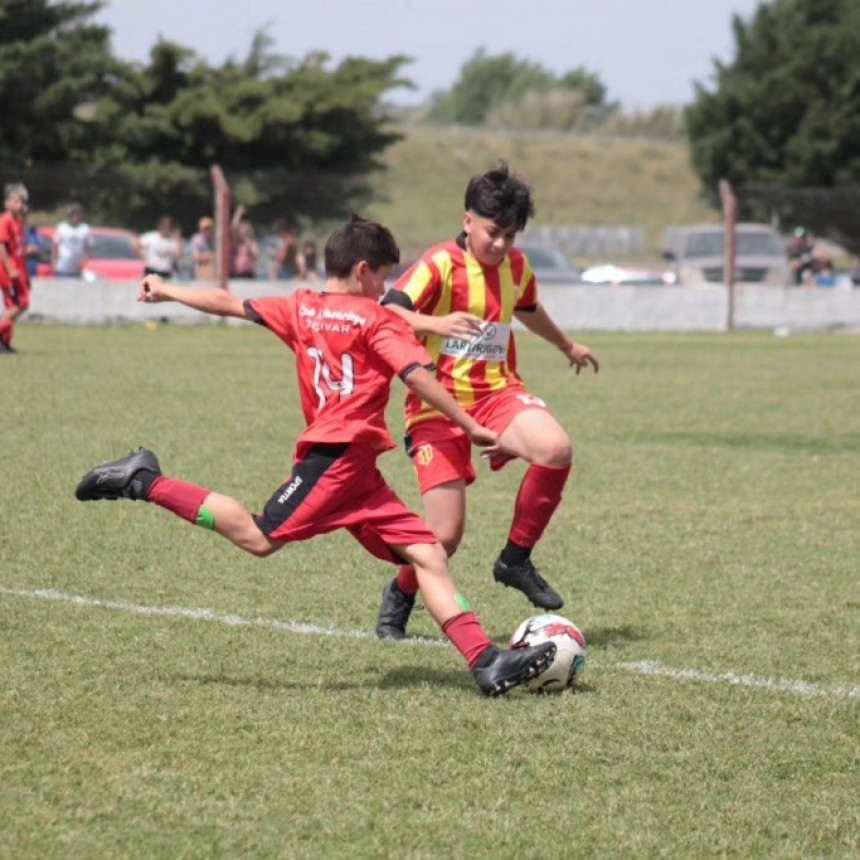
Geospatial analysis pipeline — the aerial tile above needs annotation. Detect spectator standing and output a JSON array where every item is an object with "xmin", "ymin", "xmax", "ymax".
[
  {"xmin": 189, "ymin": 216, "xmax": 216, "ymax": 281},
  {"xmin": 787, "ymin": 227, "xmax": 814, "ymax": 285},
  {"xmin": 301, "ymin": 239, "xmax": 320, "ymax": 281},
  {"xmin": 24, "ymin": 213, "xmax": 47, "ymax": 279},
  {"xmin": 0, "ymin": 183, "xmax": 31, "ymax": 353},
  {"xmin": 52, "ymin": 203, "xmax": 94, "ymax": 277},
  {"xmin": 269, "ymin": 219, "xmax": 306, "ymax": 280},
  {"xmin": 230, "ymin": 205, "xmax": 259, "ymax": 279},
  {"xmin": 137, "ymin": 215, "xmax": 183, "ymax": 279}
]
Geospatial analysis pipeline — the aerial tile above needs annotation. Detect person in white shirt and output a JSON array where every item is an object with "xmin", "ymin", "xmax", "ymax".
[
  {"xmin": 137, "ymin": 215, "xmax": 183, "ymax": 279},
  {"xmin": 53, "ymin": 203, "xmax": 94, "ymax": 277}
]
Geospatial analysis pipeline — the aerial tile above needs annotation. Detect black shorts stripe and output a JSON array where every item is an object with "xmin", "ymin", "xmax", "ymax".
[{"xmin": 253, "ymin": 443, "xmax": 348, "ymax": 536}]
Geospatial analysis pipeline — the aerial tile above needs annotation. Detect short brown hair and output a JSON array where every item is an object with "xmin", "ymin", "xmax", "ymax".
[{"xmin": 324, "ymin": 215, "xmax": 399, "ymax": 278}]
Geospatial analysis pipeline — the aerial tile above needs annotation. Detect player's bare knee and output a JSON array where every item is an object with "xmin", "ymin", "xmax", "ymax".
[
  {"xmin": 244, "ymin": 539, "xmax": 277, "ymax": 558},
  {"xmin": 439, "ymin": 532, "xmax": 463, "ymax": 558},
  {"xmin": 235, "ymin": 528, "xmax": 280, "ymax": 557},
  {"xmin": 551, "ymin": 440, "xmax": 573, "ymax": 467},
  {"xmin": 413, "ymin": 541, "xmax": 449, "ymax": 573},
  {"xmin": 533, "ymin": 438, "xmax": 573, "ymax": 468}
]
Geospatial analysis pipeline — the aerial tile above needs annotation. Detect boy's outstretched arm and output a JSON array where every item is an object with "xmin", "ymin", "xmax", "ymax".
[
  {"xmin": 138, "ymin": 275, "xmax": 249, "ymax": 319},
  {"xmin": 385, "ymin": 301, "xmax": 484, "ymax": 341},
  {"xmin": 402, "ymin": 366, "xmax": 501, "ymax": 455},
  {"xmin": 515, "ymin": 303, "xmax": 599, "ymax": 374}
]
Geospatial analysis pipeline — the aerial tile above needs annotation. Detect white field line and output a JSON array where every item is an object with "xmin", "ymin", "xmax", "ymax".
[
  {"xmin": 2, "ymin": 584, "xmax": 858, "ymax": 701},
  {"xmin": 613, "ymin": 660, "xmax": 860, "ymax": 700}
]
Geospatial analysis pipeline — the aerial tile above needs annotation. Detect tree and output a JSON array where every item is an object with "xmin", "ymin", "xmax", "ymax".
[
  {"xmin": 427, "ymin": 49, "xmax": 613, "ymax": 129},
  {"xmin": 685, "ymin": 0, "xmax": 860, "ymax": 251},
  {"xmin": 1, "ymin": 4, "xmax": 411, "ymax": 230},
  {"xmin": 0, "ymin": 0, "xmax": 121, "ymax": 201},
  {"xmin": 89, "ymin": 39, "xmax": 411, "ymax": 228}
]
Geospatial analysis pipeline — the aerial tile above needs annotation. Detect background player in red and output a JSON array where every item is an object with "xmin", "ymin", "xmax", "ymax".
[
  {"xmin": 0, "ymin": 183, "xmax": 31, "ymax": 353},
  {"xmin": 376, "ymin": 162, "xmax": 599, "ymax": 640},
  {"xmin": 74, "ymin": 215, "xmax": 555, "ymax": 697}
]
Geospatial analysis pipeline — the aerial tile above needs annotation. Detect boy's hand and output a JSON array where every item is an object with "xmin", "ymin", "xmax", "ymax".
[
  {"xmin": 561, "ymin": 340, "xmax": 600, "ymax": 375},
  {"xmin": 138, "ymin": 274, "xmax": 170, "ymax": 303},
  {"xmin": 467, "ymin": 424, "xmax": 502, "ymax": 457},
  {"xmin": 433, "ymin": 312, "xmax": 485, "ymax": 340}
]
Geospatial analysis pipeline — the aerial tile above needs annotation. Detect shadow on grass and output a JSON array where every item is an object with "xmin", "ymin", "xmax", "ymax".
[
  {"xmin": 167, "ymin": 672, "xmax": 311, "ymax": 691},
  {"xmin": 582, "ymin": 624, "xmax": 646, "ymax": 649},
  {"xmin": 378, "ymin": 665, "xmax": 598, "ymax": 696},
  {"xmin": 165, "ymin": 665, "xmax": 599, "ymax": 696},
  {"xmin": 166, "ymin": 667, "xmax": 478, "ymax": 694}
]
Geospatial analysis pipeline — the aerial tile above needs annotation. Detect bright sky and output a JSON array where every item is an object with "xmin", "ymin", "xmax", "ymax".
[{"xmin": 96, "ymin": 0, "xmax": 768, "ymax": 110}]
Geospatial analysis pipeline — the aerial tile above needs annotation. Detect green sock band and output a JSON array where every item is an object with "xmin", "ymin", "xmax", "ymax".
[
  {"xmin": 455, "ymin": 591, "xmax": 471, "ymax": 611},
  {"xmin": 195, "ymin": 506, "xmax": 215, "ymax": 530}
]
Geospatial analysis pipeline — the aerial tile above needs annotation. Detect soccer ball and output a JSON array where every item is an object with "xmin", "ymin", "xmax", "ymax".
[{"xmin": 509, "ymin": 613, "xmax": 587, "ymax": 693}]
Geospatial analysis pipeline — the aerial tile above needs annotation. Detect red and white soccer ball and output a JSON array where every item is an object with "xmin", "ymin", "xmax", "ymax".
[{"xmin": 509, "ymin": 613, "xmax": 587, "ymax": 693}]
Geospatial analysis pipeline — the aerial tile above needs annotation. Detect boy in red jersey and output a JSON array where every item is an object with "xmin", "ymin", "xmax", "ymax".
[
  {"xmin": 74, "ymin": 215, "xmax": 555, "ymax": 697},
  {"xmin": 376, "ymin": 163, "xmax": 599, "ymax": 639},
  {"xmin": 0, "ymin": 183, "xmax": 31, "ymax": 353}
]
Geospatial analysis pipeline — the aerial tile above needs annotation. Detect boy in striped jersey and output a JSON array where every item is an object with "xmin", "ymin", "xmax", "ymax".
[{"xmin": 377, "ymin": 162, "xmax": 599, "ymax": 639}]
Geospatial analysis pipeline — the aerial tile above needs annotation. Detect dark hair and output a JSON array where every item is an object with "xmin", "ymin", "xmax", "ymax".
[
  {"xmin": 324, "ymin": 215, "xmax": 400, "ymax": 278},
  {"xmin": 464, "ymin": 161, "xmax": 535, "ymax": 231}
]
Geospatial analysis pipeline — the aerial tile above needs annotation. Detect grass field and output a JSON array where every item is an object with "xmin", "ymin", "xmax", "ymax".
[{"xmin": 1, "ymin": 324, "xmax": 858, "ymax": 858}]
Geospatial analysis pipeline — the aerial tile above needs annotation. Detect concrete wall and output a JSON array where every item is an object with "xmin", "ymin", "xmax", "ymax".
[{"xmin": 24, "ymin": 277, "xmax": 860, "ymax": 333}]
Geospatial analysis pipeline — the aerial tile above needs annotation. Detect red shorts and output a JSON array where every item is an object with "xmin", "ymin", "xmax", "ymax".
[
  {"xmin": 1, "ymin": 278, "xmax": 29, "ymax": 310},
  {"xmin": 406, "ymin": 386, "xmax": 550, "ymax": 493},
  {"xmin": 253, "ymin": 442, "xmax": 436, "ymax": 563}
]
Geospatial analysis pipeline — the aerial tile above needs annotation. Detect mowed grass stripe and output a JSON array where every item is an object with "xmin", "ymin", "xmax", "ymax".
[{"xmin": 4, "ymin": 584, "xmax": 857, "ymax": 701}]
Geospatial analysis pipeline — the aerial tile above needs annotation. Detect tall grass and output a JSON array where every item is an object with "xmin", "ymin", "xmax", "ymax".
[{"xmin": 365, "ymin": 124, "xmax": 716, "ymax": 260}]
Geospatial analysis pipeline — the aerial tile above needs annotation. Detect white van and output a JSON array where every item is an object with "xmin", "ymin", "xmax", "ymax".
[{"xmin": 662, "ymin": 223, "xmax": 791, "ymax": 287}]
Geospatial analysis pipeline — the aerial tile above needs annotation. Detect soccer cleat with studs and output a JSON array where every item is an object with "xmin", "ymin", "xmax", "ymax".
[
  {"xmin": 375, "ymin": 577, "xmax": 416, "ymax": 640},
  {"xmin": 471, "ymin": 642, "xmax": 557, "ymax": 697},
  {"xmin": 75, "ymin": 447, "xmax": 161, "ymax": 502},
  {"xmin": 492, "ymin": 554, "xmax": 564, "ymax": 610}
]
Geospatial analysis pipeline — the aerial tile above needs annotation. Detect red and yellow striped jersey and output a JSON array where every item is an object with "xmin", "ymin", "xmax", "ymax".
[{"xmin": 385, "ymin": 236, "xmax": 538, "ymax": 429}]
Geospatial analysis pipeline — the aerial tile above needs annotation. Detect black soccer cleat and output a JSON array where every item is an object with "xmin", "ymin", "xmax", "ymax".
[
  {"xmin": 75, "ymin": 447, "xmax": 161, "ymax": 502},
  {"xmin": 376, "ymin": 578, "xmax": 416, "ymax": 640},
  {"xmin": 472, "ymin": 642, "xmax": 557, "ymax": 697},
  {"xmin": 493, "ymin": 554, "xmax": 564, "ymax": 610}
]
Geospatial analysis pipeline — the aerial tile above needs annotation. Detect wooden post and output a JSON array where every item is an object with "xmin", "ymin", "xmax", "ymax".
[
  {"xmin": 210, "ymin": 165, "xmax": 231, "ymax": 291},
  {"xmin": 719, "ymin": 179, "xmax": 737, "ymax": 331}
]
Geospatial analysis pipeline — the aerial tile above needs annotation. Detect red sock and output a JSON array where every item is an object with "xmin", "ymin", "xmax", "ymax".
[
  {"xmin": 508, "ymin": 463, "xmax": 571, "ymax": 548},
  {"xmin": 146, "ymin": 476, "xmax": 210, "ymax": 524},
  {"xmin": 0, "ymin": 318, "xmax": 12, "ymax": 345},
  {"xmin": 442, "ymin": 611, "xmax": 492, "ymax": 666},
  {"xmin": 395, "ymin": 564, "xmax": 419, "ymax": 596}
]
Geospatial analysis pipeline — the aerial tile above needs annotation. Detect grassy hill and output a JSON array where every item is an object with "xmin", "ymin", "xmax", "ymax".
[{"xmin": 364, "ymin": 124, "xmax": 718, "ymax": 264}]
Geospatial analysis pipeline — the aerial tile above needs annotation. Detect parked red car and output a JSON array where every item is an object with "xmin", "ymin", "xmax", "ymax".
[{"xmin": 37, "ymin": 226, "xmax": 145, "ymax": 281}]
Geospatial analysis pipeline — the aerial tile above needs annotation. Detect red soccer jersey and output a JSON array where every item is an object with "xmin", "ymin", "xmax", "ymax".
[
  {"xmin": 0, "ymin": 213, "xmax": 27, "ymax": 289},
  {"xmin": 245, "ymin": 289, "xmax": 433, "ymax": 457},
  {"xmin": 385, "ymin": 237, "xmax": 538, "ymax": 429}
]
